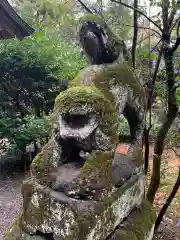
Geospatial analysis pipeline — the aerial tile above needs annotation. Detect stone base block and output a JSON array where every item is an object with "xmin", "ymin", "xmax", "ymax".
[
  {"xmin": 109, "ymin": 200, "xmax": 156, "ymax": 240},
  {"xmin": 5, "ymin": 174, "xmax": 146, "ymax": 240}
]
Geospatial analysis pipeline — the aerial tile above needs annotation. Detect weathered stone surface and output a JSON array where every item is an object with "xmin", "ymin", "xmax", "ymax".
[
  {"xmin": 108, "ymin": 200, "xmax": 156, "ymax": 240},
  {"xmin": 112, "ymin": 153, "xmax": 143, "ymax": 187},
  {"xmin": 11, "ymin": 173, "xmax": 145, "ymax": 240}
]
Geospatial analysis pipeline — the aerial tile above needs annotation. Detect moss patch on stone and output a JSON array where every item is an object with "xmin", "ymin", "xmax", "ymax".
[
  {"xmin": 20, "ymin": 180, "xmax": 53, "ymax": 234},
  {"xmin": 4, "ymin": 215, "xmax": 23, "ymax": 240},
  {"xmin": 54, "ymin": 86, "xmax": 118, "ymax": 143},
  {"xmin": 64, "ymin": 151, "xmax": 114, "ymax": 201},
  {"xmin": 69, "ymin": 63, "xmax": 146, "ymax": 107},
  {"xmin": 30, "ymin": 138, "xmax": 60, "ymax": 186},
  {"xmin": 110, "ymin": 229, "xmax": 138, "ymax": 240},
  {"xmin": 80, "ymin": 150, "xmax": 113, "ymax": 191},
  {"xmin": 109, "ymin": 200, "xmax": 156, "ymax": 240},
  {"xmin": 80, "ymin": 151, "xmax": 113, "ymax": 177}
]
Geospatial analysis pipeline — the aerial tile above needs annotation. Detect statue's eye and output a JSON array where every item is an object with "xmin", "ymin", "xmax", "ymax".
[{"xmin": 63, "ymin": 114, "xmax": 90, "ymax": 129}]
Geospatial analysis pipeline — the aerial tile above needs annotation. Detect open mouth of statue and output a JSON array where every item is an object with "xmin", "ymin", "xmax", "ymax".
[
  {"xmin": 51, "ymin": 112, "xmax": 99, "ymax": 200},
  {"xmin": 52, "ymin": 140, "xmax": 94, "ymax": 200},
  {"xmin": 59, "ymin": 112, "xmax": 99, "ymax": 145}
]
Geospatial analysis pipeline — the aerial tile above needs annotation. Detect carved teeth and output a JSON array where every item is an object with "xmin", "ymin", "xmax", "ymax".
[
  {"xmin": 85, "ymin": 187, "xmax": 90, "ymax": 192},
  {"xmin": 79, "ymin": 150, "xmax": 90, "ymax": 160}
]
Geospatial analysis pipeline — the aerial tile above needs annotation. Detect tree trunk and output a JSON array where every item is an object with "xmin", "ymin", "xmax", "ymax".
[{"xmin": 155, "ymin": 167, "xmax": 180, "ymax": 230}]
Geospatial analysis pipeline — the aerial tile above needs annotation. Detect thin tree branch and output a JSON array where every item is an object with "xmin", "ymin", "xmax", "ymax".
[
  {"xmin": 171, "ymin": 16, "xmax": 180, "ymax": 33},
  {"xmin": 155, "ymin": 167, "xmax": 180, "ymax": 230},
  {"xmin": 177, "ymin": 19, "xmax": 180, "ymax": 37},
  {"xmin": 152, "ymin": 44, "xmax": 163, "ymax": 86},
  {"xmin": 123, "ymin": 24, "xmax": 161, "ymax": 37},
  {"xmin": 138, "ymin": 33, "xmax": 156, "ymax": 45},
  {"xmin": 170, "ymin": 147, "xmax": 180, "ymax": 158},
  {"xmin": 171, "ymin": 20, "xmax": 180, "ymax": 52},
  {"xmin": 144, "ymin": 45, "xmax": 163, "ymax": 174},
  {"xmin": 77, "ymin": 0, "xmax": 93, "ymax": 14},
  {"xmin": 168, "ymin": 1, "xmax": 178, "ymax": 28},
  {"xmin": 172, "ymin": 37, "xmax": 180, "ymax": 52},
  {"xmin": 151, "ymin": 38, "xmax": 162, "ymax": 52},
  {"xmin": 110, "ymin": 0, "xmax": 163, "ymax": 31},
  {"xmin": 162, "ymin": 1, "xmax": 169, "ymax": 34},
  {"xmin": 144, "ymin": 5, "xmax": 153, "ymax": 175},
  {"xmin": 132, "ymin": 0, "xmax": 138, "ymax": 68}
]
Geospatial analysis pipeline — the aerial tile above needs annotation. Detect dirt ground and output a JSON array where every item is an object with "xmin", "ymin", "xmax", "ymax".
[
  {"xmin": 151, "ymin": 148, "xmax": 180, "ymax": 240},
  {"xmin": 0, "ymin": 148, "xmax": 179, "ymax": 240},
  {"xmin": 0, "ymin": 172, "xmax": 25, "ymax": 240}
]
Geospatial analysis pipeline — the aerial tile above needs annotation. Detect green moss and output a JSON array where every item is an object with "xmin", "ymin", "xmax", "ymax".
[
  {"xmin": 133, "ymin": 200, "xmax": 156, "ymax": 239},
  {"xmin": 4, "ymin": 215, "xmax": 22, "ymax": 240},
  {"xmin": 111, "ymin": 200, "xmax": 156, "ymax": 240},
  {"xmin": 30, "ymin": 139, "xmax": 60, "ymax": 186},
  {"xmin": 77, "ymin": 151, "xmax": 114, "ymax": 195},
  {"xmin": 80, "ymin": 151, "xmax": 113, "ymax": 182},
  {"xmin": 20, "ymin": 180, "xmax": 52, "ymax": 233},
  {"xmin": 110, "ymin": 229, "xmax": 138, "ymax": 240},
  {"xmin": 69, "ymin": 68, "xmax": 87, "ymax": 87},
  {"xmin": 55, "ymin": 85, "xmax": 104, "ymax": 111},
  {"xmin": 54, "ymin": 86, "xmax": 118, "ymax": 143},
  {"xmin": 69, "ymin": 63, "xmax": 146, "ymax": 106},
  {"xmin": 133, "ymin": 148, "xmax": 144, "ymax": 166},
  {"xmin": 68, "ymin": 66, "xmax": 115, "ymax": 104},
  {"xmin": 74, "ymin": 190, "xmax": 117, "ymax": 239},
  {"xmin": 103, "ymin": 64, "xmax": 146, "ymax": 104}
]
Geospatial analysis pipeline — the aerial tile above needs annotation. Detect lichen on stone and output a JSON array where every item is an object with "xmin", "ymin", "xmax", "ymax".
[
  {"xmin": 108, "ymin": 200, "xmax": 156, "ymax": 240},
  {"xmin": 4, "ymin": 213, "xmax": 23, "ymax": 240},
  {"xmin": 30, "ymin": 138, "xmax": 61, "ymax": 186}
]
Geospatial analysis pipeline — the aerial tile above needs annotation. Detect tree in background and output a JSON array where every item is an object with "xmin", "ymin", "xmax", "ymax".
[
  {"xmin": 0, "ymin": 29, "xmax": 86, "ymax": 153},
  {"xmin": 109, "ymin": 0, "xmax": 180, "ymax": 232}
]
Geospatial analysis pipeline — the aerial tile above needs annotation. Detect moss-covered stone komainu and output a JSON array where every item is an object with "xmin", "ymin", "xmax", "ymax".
[
  {"xmin": 31, "ymin": 13, "xmax": 146, "ymax": 193},
  {"xmin": 4, "ymin": 14, "xmax": 152, "ymax": 240}
]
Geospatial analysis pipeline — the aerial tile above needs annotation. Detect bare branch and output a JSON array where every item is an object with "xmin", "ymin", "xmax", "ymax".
[
  {"xmin": 77, "ymin": 0, "xmax": 93, "ymax": 14},
  {"xmin": 171, "ymin": 148, "xmax": 180, "ymax": 158},
  {"xmin": 123, "ymin": 24, "xmax": 161, "ymax": 36},
  {"xmin": 168, "ymin": 1, "xmax": 178, "ymax": 28},
  {"xmin": 138, "ymin": 33, "xmax": 156, "ymax": 45},
  {"xmin": 171, "ymin": 16, "xmax": 180, "ymax": 33},
  {"xmin": 177, "ymin": 19, "xmax": 180, "ymax": 37},
  {"xmin": 110, "ymin": 0, "xmax": 163, "ymax": 31},
  {"xmin": 151, "ymin": 38, "xmax": 162, "ymax": 52},
  {"xmin": 172, "ymin": 37, "xmax": 180, "ymax": 52},
  {"xmin": 147, "ymin": 43, "xmax": 178, "ymax": 203},
  {"xmin": 162, "ymin": 1, "xmax": 169, "ymax": 34},
  {"xmin": 152, "ymin": 44, "xmax": 163, "ymax": 86},
  {"xmin": 155, "ymin": 167, "xmax": 180, "ymax": 230},
  {"xmin": 132, "ymin": 0, "xmax": 138, "ymax": 68}
]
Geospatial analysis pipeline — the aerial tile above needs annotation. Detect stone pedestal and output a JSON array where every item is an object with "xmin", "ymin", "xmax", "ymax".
[{"xmin": 5, "ymin": 172, "xmax": 156, "ymax": 240}]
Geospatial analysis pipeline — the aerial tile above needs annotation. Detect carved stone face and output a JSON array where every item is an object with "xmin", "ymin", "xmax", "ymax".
[
  {"xmin": 46, "ymin": 86, "xmax": 119, "ymax": 199},
  {"xmin": 54, "ymin": 86, "xmax": 118, "ymax": 150},
  {"xmin": 58, "ymin": 109, "xmax": 114, "ymax": 153}
]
